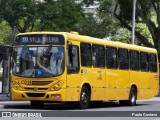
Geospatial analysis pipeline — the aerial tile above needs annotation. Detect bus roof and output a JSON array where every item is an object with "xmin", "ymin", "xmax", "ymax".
[
  {"xmin": 17, "ymin": 32, "xmax": 157, "ymax": 53},
  {"xmin": 67, "ymin": 32, "xmax": 157, "ymax": 53}
]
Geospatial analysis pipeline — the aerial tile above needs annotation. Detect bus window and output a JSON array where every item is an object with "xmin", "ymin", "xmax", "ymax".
[
  {"xmin": 130, "ymin": 50, "xmax": 139, "ymax": 71},
  {"xmin": 80, "ymin": 43, "xmax": 92, "ymax": 67},
  {"xmin": 67, "ymin": 45, "xmax": 79, "ymax": 73},
  {"xmin": 149, "ymin": 53, "xmax": 157, "ymax": 72},
  {"xmin": 92, "ymin": 44, "xmax": 105, "ymax": 68},
  {"xmin": 118, "ymin": 48, "xmax": 129, "ymax": 70},
  {"xmin": 106, "ymin": 47, "xmax": 117, "ymax": 69},
  {"xmin": 140, "ymin": 52, "xmax": 149, "ymax": 72}
]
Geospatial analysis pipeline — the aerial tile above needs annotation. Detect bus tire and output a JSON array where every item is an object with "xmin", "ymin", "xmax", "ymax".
[
  {"xmin": 119, "ymin": 87, "xmax": 137, "ymax": 106},
  {"xmin": 79, "ymin": 86, "xmax": 90, "ymax": 109},
  {"xmin": 30, "ymin": 100, "xmax": 44, "ymax": 108},
  {"xmin": 128, "ymin": 87, "xmax": 137, "ymax": 106}
]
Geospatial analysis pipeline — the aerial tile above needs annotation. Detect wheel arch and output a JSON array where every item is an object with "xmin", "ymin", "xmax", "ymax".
[{"xmin": 81, "ymin": 83, "xmax": 91, "ymax": 99}]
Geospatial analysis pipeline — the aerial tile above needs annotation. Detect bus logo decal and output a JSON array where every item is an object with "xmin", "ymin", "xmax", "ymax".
[{"xmin": 34, "ymin": 87, "xmax": 38, "ymax": 91}]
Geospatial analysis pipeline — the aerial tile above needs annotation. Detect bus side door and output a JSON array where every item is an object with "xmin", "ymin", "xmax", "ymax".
[{"xmin": 66, "ymin": 42, "xmax": 81, "ymax": 101}]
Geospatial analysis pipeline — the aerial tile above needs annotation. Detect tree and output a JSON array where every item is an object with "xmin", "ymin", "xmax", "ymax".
[
  {"xmin": 0, "ymin": 0, "xmax": 38, "ymax": 33},
  {"xmin": 92, "ymin": 0, "xmax": 160, "ymax": 58},
  {"xmin": 98, "ymin": 0, "xmax": 122, "ymax": 39},
  {"xmin": 112, "ymin": 0, "xmax": 160, "ymax": 58},
  {"xmin": 75, "ymin": 0, "xmax": 115, "ymax": 38},
  {"xmin": 0, "ymin": 0, "xmax": 86, "ymax": 33},
  {"xmin": 77, "ymin": 13, "xmax": 113, "ymax": 38},
  {"xmin": 0, "ymin": 21, "xmax": 11, "ymax": 44},
  {"xmin": 34, "ymin": 0, "xmax": 85, "ymax": 32}
]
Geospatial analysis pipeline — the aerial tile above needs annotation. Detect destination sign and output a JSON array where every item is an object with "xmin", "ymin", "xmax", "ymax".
[{"xmin": 15, "ymin": 34, "xmax": 65, "ymax": 45}]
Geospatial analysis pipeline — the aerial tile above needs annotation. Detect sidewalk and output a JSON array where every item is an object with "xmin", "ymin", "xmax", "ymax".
[
  {"xmin": 138, "ymin": 97, "xmax": 160, "ymax": 102},
  {"xmin": 0, "ymin": 82, "xmax": 1, "ymax": 93}
]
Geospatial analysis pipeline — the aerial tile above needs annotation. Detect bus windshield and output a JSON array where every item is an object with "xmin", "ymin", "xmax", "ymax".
[{"xmin": 13, "ymin": 46, "xmax": 64, "ymax": 78}]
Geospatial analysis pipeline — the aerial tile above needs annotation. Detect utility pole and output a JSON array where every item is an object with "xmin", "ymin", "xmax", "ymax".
[
  {"xmin": 131, "ymin": 0, "xmax": 137, "ymax": 45},
  {"xmin": 2, "ymin": 26, "xmax": 16, "ymax": 100}
]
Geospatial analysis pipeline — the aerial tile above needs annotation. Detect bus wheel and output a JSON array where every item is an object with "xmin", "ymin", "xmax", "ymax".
[
  {"xmin": 119, "ymin": 87, "xmax": 137, "ymax": 106},
  {"xmin": 128, "ymin": 87, "xmax": 137, "ymax": 106},
  {"xmin": 30, "ymin": 100, "xmax": 44, "ymax": 108},
  {"xmin": 79, "ymin": 87, "xmax": 90, "ymax": 109}
]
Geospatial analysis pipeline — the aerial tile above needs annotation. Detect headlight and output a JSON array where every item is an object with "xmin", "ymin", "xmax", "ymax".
[
  {"xmin": 12, "ymin": 81, "xmax": 22, "ymax": 90},
  {"xmin": 51, "ymin": 81, "xmax": 64, "ymax": 91}
]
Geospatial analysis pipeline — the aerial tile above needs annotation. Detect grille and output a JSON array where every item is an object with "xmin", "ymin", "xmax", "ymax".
[
  {"xmin": 32, "ymin": 81, "xmax": 52, "ymax": 86},
  {"xmin": 26, "ymin": 93, "xmax": 45, "ymax": 97},
  {"xmin": 24, "ymin": 88, "xmax": 48, "ymax": 91}
]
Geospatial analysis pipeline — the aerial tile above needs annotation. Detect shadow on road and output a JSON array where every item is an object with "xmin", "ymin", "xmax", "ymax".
[
  {"xmin": 157, "ymin": 89, "xmax": 160, "ymax": 97},
  {"xmin": 3, "ymin": 101, "xmax": 149, "ymax": 110}
]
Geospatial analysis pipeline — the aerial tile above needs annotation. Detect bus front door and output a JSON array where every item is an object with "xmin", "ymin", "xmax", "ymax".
[{"xmin": 66, "ymin": 43, "xmax": 81, "ymax": 101}]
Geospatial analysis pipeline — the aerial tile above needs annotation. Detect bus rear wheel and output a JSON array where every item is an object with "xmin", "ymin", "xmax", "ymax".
[
  {"xmin": 79, "ymin": 87, "xmax": 90, "ymax": 109},
  {"xmin": 30, "ymin": 100, "xmax": 44, "ymax": 108},
  {"xmin": 119, "ymin": 87, "xmax": 137, "ymax": 106},
  {"xmin": 128, "ymin": 87, "xmax": 137, "ymax": 106}
]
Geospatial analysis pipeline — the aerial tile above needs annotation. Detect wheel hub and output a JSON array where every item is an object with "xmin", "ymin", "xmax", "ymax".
[{"xmin": 81, "ymin": 92, "xmax": 88, "ymax": 104}]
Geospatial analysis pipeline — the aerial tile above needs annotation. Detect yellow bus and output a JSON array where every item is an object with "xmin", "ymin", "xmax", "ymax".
[{"xmin": 11, "ymin": 32, "xmax": 159, "ymax": 109}]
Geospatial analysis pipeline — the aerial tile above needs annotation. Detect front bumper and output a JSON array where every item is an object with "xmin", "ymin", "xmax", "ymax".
[{"xmin": 11, "ymin": 88, "xmax": 66, "ymax": 101}]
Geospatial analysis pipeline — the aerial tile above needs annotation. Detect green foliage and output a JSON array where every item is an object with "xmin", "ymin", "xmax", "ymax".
[
  {"xmin": 0, "ymin": 21, "xmax": 11, "ymax": 44},
  {"xmin": 0, "ymin": 0, "xmax": 38, "ymax": 32},
  {"xmin": 76, "ymin": 13, "xmax": 112, "ymax": 38},
  {"xmin": 0, "ymin": 0, "xmax": 87, "ymax": 34},
  {"xmin": 77, "ymin": 0, "xmax": 118, "ymax": 38},
  {"xmin": 136, "ymin": 22, "xmax": 153, "ymax": 45},
  {"xmin": 0, "ymin": 0, "xmax": 87, "ymax": 44},
  {"xmin": 95, "ymin": 0, "xmax": 160, "ymax": 50},
  {"xmin": 0, "ymin": 0, "xmax": 114, "ymax": 40},
  {"xmin": 36, "ymin": 0, "xmax": 85, "ymax": 32},
  {"xmin": 111, "ymin": 28, "xmax": 131, "ymax": 43},
  {"xmin": 96, "ymin": 0, "xmax": 125, "ymax": 39}
]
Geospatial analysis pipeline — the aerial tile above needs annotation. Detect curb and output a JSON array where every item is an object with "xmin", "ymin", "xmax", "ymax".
[
  {"xmin": 137, "ymin": 97, "xmax": 160, "ymax": 102},
  {"xmin": 0, "ymin": 101, "xmax": 29, "ymax": 104},
  {"xmin": 0, "ymin": 105, "xmax": 4, "ymax": 109}
]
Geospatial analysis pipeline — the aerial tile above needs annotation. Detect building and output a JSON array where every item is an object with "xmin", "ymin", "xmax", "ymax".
[{"xmin": 75, "ymin": 0, "xmax": 99, "ymax": 14}]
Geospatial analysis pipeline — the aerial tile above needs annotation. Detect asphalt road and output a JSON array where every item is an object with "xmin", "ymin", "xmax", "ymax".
[
  {"xmin": 0, "ymin": 99, "xmax": 159, "ymax": 111},
  {"xmin": 0, "ymin": 99, "xmax": 160, "ymax": 120}
]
